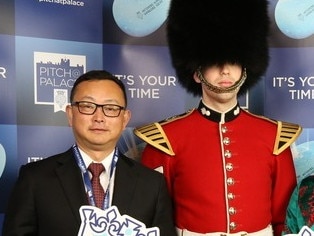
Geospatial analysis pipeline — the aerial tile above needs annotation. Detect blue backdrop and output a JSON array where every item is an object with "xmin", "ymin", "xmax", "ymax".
[{"xmin": 1, "ymin": 0, "xmax": 314, "ymax": 232}]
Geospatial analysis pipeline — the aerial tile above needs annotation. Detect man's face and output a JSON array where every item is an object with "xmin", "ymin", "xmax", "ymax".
[{"xmin": 66, "ymin": 80, "xmax": 131, "ymax": 153}]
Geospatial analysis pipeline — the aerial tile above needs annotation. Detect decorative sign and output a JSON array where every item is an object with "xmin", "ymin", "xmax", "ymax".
[{"xmin": 78, "ymin": 205, "xmax": 160, "ymax": 236}]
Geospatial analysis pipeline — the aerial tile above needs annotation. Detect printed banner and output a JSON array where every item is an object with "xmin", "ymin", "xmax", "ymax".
[{"xmin": 1, "ymin": 0, "xmax": 314, "ymax": 232}]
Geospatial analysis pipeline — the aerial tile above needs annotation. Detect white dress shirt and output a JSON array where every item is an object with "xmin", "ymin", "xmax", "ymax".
[{"xmin": 78, "ymin": 147, "xmax": 116, "ymax": 207}]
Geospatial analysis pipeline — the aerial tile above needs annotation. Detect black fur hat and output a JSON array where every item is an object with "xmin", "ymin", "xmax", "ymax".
[{"xmin": 167, "ymin": 0, "xmax": 270, "ymax": 96}]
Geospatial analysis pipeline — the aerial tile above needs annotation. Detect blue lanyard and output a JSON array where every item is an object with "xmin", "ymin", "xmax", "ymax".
[{"xmin": 72, "ymin": 144, "xmax": 118, "ymax": 210}]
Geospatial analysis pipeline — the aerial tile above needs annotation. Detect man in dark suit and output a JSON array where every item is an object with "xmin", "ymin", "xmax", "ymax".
[{"xmin": 2, "ymin": 70, "xmax": 176, "ymax": 236}]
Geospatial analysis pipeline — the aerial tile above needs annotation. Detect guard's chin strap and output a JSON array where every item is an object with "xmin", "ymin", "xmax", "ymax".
[{"xmin": 196, "ymin": 67, "xmax": 247, "ymax": 94}]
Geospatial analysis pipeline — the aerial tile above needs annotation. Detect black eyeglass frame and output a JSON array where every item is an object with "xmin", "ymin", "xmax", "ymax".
[{"xmin": 71, "ymin": 101, "xmax": 125, "ymax": 117}]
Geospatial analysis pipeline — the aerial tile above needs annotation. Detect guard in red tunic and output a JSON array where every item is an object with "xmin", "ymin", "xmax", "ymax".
[{"xmin": 134, "ymin": 1, "xmax": 302, "ymax": 236}]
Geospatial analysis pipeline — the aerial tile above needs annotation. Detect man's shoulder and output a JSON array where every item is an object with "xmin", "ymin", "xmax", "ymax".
[
  {"xmin": 118, "ymin": 154, "xmax": 164, "ymax": 179},
  {"xmin": 21, "ymin": 148, "xmax": 73, "ymax": 172}
]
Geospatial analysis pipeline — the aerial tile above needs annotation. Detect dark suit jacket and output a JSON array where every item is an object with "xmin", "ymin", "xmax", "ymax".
[{"xmin": 2, "ymin": 148, "xmax": 176, "ymax": 236}]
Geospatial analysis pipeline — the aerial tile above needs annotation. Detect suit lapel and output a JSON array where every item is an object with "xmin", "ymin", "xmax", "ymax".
[
  {"xmin": 53, "ymin": 150, "xmax": 138, "ymax": 220},
  {"xmin": 55, "ymin": 149, "xmax": 89, "ymax": 224},
  {"xmin": 112, "ymin": 154, "xmax": 138, "ymax": 214}
]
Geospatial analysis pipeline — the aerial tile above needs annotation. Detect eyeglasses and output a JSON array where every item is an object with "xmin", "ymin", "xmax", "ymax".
[{"xmin": 71, "ymin": 101, "xmax": 125, "ymax": 117}]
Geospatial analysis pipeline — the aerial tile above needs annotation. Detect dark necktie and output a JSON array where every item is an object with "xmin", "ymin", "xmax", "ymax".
[{"xmin": 88, "ymin": 163, "xmax": 105, "ymax": 208}]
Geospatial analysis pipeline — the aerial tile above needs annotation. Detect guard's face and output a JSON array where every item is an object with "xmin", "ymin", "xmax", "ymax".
[
  {"xmin": 66, "ymin": 80, "xmax": 131, "ymax": 152},
  {"xmin": 194, "ymin": 63, "xmax": 242, "ymax": 106},
  {"xmin": 195, "ymin": 64, "xmax": 242, "ymax": 89}
]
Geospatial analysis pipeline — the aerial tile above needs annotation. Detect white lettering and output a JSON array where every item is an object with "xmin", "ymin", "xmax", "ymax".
[
  {"xmin": 289, "ymin": 89, "xmax": 314, "ymax": 99},
  {"xmin": 299, "ymin": 76, "xmax": 314, "ymax": 87},
  {"xmin": 0, "ymin": 67, "xmax": 6, "ymax": 79},
  {"xmin": 128, "ymin": 88, "xmax": 159, "ymax": 99},
  {"xmin": 39, "ymin": 77, "xmax": 75, "ymax": 87},
  {"xmin": 139, "ymin": 75, "xmax": 177, "ymax": 86}
]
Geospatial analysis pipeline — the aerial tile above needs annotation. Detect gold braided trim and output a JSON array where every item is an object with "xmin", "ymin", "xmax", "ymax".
[
  {"xmin": 273, "ymin": 121, "xmax": 302, "ymax": 155},
  {"xmin": 134, "ymin": 122, "xmax": 175, "ymax": 156}
]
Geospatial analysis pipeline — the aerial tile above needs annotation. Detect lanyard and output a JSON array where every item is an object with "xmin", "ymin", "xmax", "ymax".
[{"xmin": 72, "ymin": 143, "xmax": 118, "ymax": 210}]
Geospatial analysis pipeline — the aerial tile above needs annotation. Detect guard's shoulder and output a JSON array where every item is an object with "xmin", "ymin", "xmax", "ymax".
[
  {"xmin": 133, "ymin": 109, "xmax": 195, "ymax": 156},
  {"xmin": 243, "ymin": 110, "xmax": 302, "ymax": 155}
]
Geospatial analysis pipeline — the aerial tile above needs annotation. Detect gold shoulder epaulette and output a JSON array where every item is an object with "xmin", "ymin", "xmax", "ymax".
[
  {"xmin": 274, "ymin": 121, "xmax": 302, "ymax": 155},
  {"xmin": 134, "ymin": 122, "xmax": 175, "ymax": 156},
  {"xmin": 134, "ymin": 109, "xmax": 194, "ymax": 156}
]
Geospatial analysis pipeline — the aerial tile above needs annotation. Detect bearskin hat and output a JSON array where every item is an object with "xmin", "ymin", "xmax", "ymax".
[{"xmin": 167, "ymin": 0, "xmax": 270, "ymax": 96}]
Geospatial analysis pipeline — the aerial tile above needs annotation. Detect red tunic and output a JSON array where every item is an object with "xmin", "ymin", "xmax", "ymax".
[{"xmin": 135, "ymin": 102, "xmax": 301, "ymax": 236}]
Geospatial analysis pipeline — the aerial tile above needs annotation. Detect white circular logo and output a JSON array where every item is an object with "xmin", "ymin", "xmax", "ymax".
[
  {"xmin": 0, "ymin": 143, "xmax": 6, "ymax": 178},
  {"xmin": 275, "ymin": 0, "xmax": 314, "ymax": 39},
  {"xmin": 112, "ymin": 0, "xmax": 170, "ymax": 37}
]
